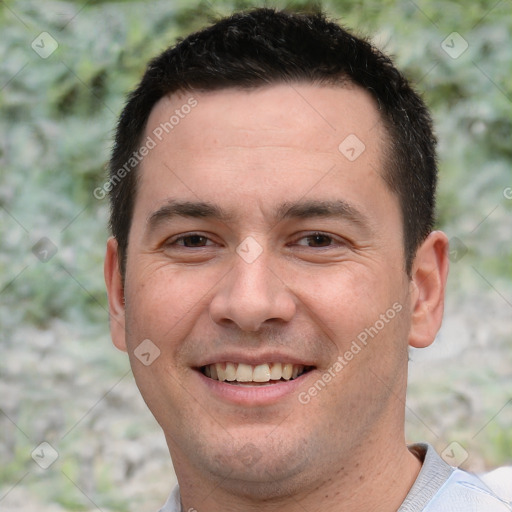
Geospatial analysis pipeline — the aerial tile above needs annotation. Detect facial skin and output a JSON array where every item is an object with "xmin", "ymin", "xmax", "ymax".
[{"xmin": 105, "ymin": 84, "xmax": 449, "ymax": 511}]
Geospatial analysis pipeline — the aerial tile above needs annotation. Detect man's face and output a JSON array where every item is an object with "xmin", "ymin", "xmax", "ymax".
[{"xmin": 113, "ymin": 84, "xmax": 416, "ymax": 493}]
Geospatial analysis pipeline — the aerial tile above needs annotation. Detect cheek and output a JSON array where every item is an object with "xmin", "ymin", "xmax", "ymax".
[
  {"xmin": 123, "ymin": 263, "xmax": 215, "ymax": 344},
  {"xmin": 123, "ymin": 267, "xmax": 206, "ymax": 428},
  {"xmin": 289, "ymin": 263, "xmax": 397, "ymax": 334}
]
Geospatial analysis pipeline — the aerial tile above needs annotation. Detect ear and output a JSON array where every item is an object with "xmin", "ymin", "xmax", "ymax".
[
  {"xmin": 104, "ymin": 236, "xmax": 127, "ymax": 352},
  {"xmin": 408, "ymin": 231, "xmax": 449, "ymax": 349}
]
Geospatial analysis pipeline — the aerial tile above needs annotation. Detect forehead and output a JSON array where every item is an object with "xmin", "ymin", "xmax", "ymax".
[
  {"xmin": 136, "ymin": 84, "xmax": 393, "ymax": 225},
  {"xmin": 146, "ymin": 83, "xmax": 384, "ymax": 155}
]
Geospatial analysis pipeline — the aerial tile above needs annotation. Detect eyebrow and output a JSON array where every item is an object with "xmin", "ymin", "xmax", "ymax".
[
  {"xmin": 274, "ymin": 199, "xmax": 369, "ymax": 227},
  {"xmin": 146, "ymin": 198, "xmax": 370, "ymax": 233},
  {"xmin": 147, "ymin": 200, "xmax": 235, "ymax": 231}
]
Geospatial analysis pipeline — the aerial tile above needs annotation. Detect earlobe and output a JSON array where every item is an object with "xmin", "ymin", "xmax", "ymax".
[
  {"xmin": 408, "ymin": 231, "xmax": 449, "ymax": 349},
  {"xmin": 104, "ymin": 237, "xmax": 128, "ymax": 352}
]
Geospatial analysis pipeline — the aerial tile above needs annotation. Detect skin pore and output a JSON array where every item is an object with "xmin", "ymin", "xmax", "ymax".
[{"xmin": 104, "ymin": 84, "xmax": 449, "ymax": 511}]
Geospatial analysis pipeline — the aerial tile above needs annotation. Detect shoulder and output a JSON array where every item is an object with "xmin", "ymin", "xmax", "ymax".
[
  {"xmin": 478, "ymin": 466, "xmax": 512, "ymax": 501},
  {"xmin": 402, "ymin": 444, "xmax": 511, "ymax": 512},
  {"xmin": 427, "ymin": 466, "xmax": 512, "ymax": 511}
]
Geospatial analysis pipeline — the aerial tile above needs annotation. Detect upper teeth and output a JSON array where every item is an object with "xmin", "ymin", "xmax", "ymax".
[{"xmin": 203, "ymin": 363, "xmax": 306, "ymax": 382}]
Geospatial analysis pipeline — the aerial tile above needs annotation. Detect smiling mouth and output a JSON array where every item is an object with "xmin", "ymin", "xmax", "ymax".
[{"xmin": 199, "ymin": 362, "xmax": 315, "ymax": 386}]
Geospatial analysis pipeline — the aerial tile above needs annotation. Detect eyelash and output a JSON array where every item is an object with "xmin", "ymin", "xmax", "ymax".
[
  {"xmin": 167, "ymin": 233, "xmax": 215, "ymax": 248},
  {"xmin": 166, "ymin": 232, "xmax": 346, "ymax": 249}
]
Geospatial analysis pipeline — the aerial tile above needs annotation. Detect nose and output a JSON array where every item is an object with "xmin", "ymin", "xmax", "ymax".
[{"xmin": 209, "ymin": 249, "xmax": 296, "ymax": 332}]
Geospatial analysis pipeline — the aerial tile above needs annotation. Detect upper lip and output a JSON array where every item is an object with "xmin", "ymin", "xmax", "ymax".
[{"xmin": 194, "ymin": 351, "xmax": 316, "ymax": 368}]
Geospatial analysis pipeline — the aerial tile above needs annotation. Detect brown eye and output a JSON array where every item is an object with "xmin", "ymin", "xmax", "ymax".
[
  {"xmin": 304, "ymin": 233, "xmax": 333, "ymax": 247},
  {"xmin": 166, "ymin": 233, "xmax": 215, "ymax": 248},
  {"xmin": 177, "ymin": 235, "xmax": 209, "ymax": 247},
  {"xmin": 293, "ymin": 233, "xmax": 336, "ymax": 248}
]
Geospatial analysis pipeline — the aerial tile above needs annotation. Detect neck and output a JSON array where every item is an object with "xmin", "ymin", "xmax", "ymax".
[{"xmin": 174, "ymin": 436, "xmax": 422, "ymax": 512}]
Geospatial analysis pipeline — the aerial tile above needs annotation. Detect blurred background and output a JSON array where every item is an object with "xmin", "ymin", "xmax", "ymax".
[{"xmin": 0, "ymin": 0, "xmax": 511, "ymax": 510}]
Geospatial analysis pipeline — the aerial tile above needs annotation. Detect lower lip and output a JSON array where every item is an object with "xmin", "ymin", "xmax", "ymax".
[{"xmin": 195, "ymin": 369, "xmax": 313, "ymax": 406}]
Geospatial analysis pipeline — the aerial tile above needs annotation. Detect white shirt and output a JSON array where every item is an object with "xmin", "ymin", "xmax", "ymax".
[{"xmin": 158, "ymin": 443, "xmax": 512, "ymax": 511}]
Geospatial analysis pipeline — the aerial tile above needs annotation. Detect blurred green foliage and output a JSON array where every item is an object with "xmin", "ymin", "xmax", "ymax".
[
  {"xmin": 0, "ymin": 1, "xmax": 511, "ymax": 510},
  {"xmin": 1, "ymin": 0, "xmax": 511, "ymax": 332}
]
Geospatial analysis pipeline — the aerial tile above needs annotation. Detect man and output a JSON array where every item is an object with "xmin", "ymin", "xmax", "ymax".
[{"xmin": 104, "ymin": 8, "xmax": 511, "ymax": 511}]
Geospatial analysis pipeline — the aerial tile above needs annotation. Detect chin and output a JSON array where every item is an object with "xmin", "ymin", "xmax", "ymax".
[
  {"xmin": 208, "ymin": 459, "xmax": 311, "ymax": 501},
  {"xmin": 193, "ymin": 436, "xmax": 311, "ymax": 496}
]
